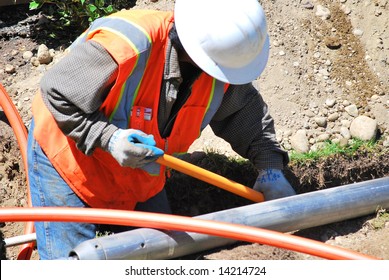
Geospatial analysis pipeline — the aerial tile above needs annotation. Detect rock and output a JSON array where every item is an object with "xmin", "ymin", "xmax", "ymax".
[
  {"xmin": 290, "ymin": 129, "xmax": 310, "ymax": 153},
  {"xmin": 350, "ymin": 116, "xmax": 378, "ymax": 141},
  {"xmin": 304, "ymin": 110, "xmax": 316, "ymax": 117},
  {"xmin": 341, "ymin": 119, "xmax": 351, "ymax": 128},
  {"xmin": 5, "ymin": 64, "xmax": 15, "ymax": 74},
  {"xmin": 345, "ymin": 104, "xmax": 359, "ymax": 117},
  {"xmin": 325, "ymin": 98, "xmax": 336, "ymax": 107},
  {"xmin": 339, "ymin": 137, "xmax": 349, "ymax": 147},
  {"xmin": 316, "ymin": 5, "xmax": 331, "ymax": 20},
  {"xmin": 314, "ymin": 117, "xmax": 327, "ymax": 127},
  {"xmin": 353, "ymin": 29, "xmax": 364, "ymax": 36},
  {"xmin": 311, "ymin": 142, "xmax": 327, "ymax": 152},
  {"xmin": 316, "ymin": 133, "xmax": 330, "ymax": 142},
  {"xmin": 23, "ymin": 51, "xmax": 33, "ymax": 61},
  {"xmin": 328, "ymin": 112, "xmax": 340, "ymax": 122},
  {"xmin": 30, "ymin": 57, "xmax": 40, "ymax": 67},
  {"xmin": 302, "ymin": 1, "xmax": 314, "ymax": 9},
  {"xmin": 37, "ymin": 44, "xmax": 52, "ymax": 65},
  {"xmin": 340, "ymin": 127, "xmax": 351, "ymax": 139},
  {"xmin": 341, "ymin": 5, "xmax": 352, "ymax": 15},
  {"xmin": 383, "ymin": 137, "xmax": 389, "ymax": 147}
]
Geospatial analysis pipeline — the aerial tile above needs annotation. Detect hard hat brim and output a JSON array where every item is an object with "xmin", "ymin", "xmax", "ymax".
[{"xmin": 174, "ymin": 2, "xmax": 270, "ymax": 85}]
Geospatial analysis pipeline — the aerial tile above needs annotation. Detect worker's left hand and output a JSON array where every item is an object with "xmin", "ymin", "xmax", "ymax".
[{"xmin": 253, "ymin": 169, "xmax": 296, "ymax": 201}]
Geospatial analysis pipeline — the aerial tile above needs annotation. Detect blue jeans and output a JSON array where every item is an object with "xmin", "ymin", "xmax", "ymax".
[{"xmin": 27, "ymin": 119, "xmax": 171, "ymax": 260}]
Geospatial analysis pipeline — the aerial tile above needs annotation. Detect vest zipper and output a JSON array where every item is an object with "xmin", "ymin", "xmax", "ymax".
[{"xmin": 163, "ymin": 139, "xmax": 172, "ymax": 178}]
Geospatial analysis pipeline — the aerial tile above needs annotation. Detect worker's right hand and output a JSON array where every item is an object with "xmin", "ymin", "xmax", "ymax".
[
  {"xmin": 253, "ymin": 169, "xmax": 296, "ymax": 201},
  {"xmin": 107, "ymin": 128, "xmax": 164, "ymax": 168}
]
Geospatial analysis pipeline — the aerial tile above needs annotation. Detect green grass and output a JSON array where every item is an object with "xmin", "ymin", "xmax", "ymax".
[
  {"xmin": 289, "ymin": 139, "xmax": 377, "ymax": 163},
  {"xmin": 201, "ymin": 139, "xmax": 380, "ymax": 169},
  {"xmin": 369, "ymin": 208, "xmax": 389, "ymax": 230},
  {"xmin": 95, "ymin": 231, "xmax": 113, "ymax": 238}
]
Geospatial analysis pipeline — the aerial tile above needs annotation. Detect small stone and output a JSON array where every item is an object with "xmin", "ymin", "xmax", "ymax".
[
  {"xmin": 316, "ymin": 5, "xmax": 331, "ymax": 20},
  {"xmin": 328, "ymin": 112, "xmax": 340, "ymax": 122},
  {"xmin": 345, "ymin": 104, "xmax": 359, "ymax": 117},
  {"xmin": 325, "ymin": 98, "xmax": 336, "ymax": 107},
  {"xmin": 31, "ymin": 57, "xmax": 40, "ymax": 67},
  {"xmin": 302, "ymin": 1, "xmax": 314, "ymax": 9},
  {"xmin": 37, "ymin": 44, "xmax": 52, "ymax": 64},
  {"xmin": 353, "ymin": 29, "xmax": 364, "ymax": 36},
  {"xmin": 340, "ymin": 127, "xmax": 351, "ymax": 139},
  {"xmin": 23, "ymin": 51, "xmax": 33, "ymax": 61},
  {"xmin": 5, "ymin": 64, "xmax": 16, "ymax": 74},
  {"xmin": 314, "ymin": 117, "xmax": 327, "ymax": 127},
  {"xmin": 317, "ymin": 133, "xmax": 330, "ymax": 142},
  {"xmin": 290, "ymin": 129, "xmax": 310, "ymax": 153}
]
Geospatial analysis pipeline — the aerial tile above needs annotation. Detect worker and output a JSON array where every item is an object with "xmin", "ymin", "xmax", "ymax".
[{"xmin": 27, "ymin": 0, "xmax": 296, "ymax": 260}]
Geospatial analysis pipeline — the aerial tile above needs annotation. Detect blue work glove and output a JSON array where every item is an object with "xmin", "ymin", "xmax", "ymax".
[
  {"xmin": 253, "ymin": 169, "xmax": 296, "ymax": 201},
  {"xmin": 107, "ymin": 128, "xmax": 164, "ymax": 168}
]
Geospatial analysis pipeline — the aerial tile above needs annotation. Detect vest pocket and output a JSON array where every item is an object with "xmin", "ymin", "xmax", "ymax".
[{"xmin": 130, "ymin": 106, "xmax": 153, "ymax": 132}]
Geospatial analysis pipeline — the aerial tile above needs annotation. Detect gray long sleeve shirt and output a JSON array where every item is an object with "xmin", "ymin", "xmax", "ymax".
[{"xmin": 40, "ymin": 40, "xmax": 288, "ymax": 170}]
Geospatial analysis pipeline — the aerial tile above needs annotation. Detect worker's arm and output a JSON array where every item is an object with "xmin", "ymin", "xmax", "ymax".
[
  {"xmin": 210, "ymin": 83, "xmax": 288, "ymax": 170},
  {"xmin": 210, "ymin": 83, "xmax": 296, "ymax": 200},
  {"xmin": 40, "ymin": 40, "xmax": 119, "ymax": 155}
]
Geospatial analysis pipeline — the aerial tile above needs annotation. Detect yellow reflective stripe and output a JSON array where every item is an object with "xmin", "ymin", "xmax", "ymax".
[
  {"xmin": 205, "ymin": 79, "xmax": 216, "ymax": 115},
  {"xmin": 109, "ymin": 82, "xmax": 126, "ymax": 122}
]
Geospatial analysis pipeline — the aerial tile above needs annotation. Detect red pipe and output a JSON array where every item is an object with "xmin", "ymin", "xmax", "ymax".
[
  {"xmin": 0, "ymin": 207, "xmax": 378, "ymax": 260},
  {"xmin": 0, "ymin": 83, "xmax": 35, "ymax": 260}
]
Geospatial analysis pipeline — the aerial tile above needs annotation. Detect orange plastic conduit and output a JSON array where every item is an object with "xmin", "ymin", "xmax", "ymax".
[
  {"xmin": 0, "ymin": 83, "xmax": 35, "ymax": 260},
  {"xmin": 157, "ymin": 155, "xmax": 264, "ymax": 202},
  {"xmin": 0, "ymin": 207, "xmax": 378, "ymax": 260}
]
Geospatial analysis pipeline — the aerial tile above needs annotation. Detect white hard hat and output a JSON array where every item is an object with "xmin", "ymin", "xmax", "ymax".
[{"xmin": 174, "ymin": 0, "xmax": 270, "ymax": 85}]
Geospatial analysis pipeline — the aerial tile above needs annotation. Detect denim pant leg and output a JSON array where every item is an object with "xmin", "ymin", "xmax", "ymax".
[
  {"xmin": 135, "ymin": 188, "xmax": 172, "ymax": 214},
  {"xmin": 27, "ymin": 119, "xmax": 97, "ymax": 260},
  {"xmin": 27, "ymin": 119, "xmax": 172, "ymax": 259}
]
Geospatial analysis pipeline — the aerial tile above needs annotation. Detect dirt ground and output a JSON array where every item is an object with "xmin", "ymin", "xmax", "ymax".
[{"xmin": 1, "ymin": 0, "xmax": 389, "ymax": 260}]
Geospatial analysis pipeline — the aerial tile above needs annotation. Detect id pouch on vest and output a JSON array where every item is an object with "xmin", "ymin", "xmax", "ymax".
[{"xmin": 130, "ymin": 106, "xmax": 152, "ymax": 132}]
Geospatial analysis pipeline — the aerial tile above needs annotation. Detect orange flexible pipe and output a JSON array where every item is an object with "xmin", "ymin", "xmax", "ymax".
[
  {"xmin": 157, "ymin": 154, "xmax": 264, "ymax": 202},
  {"xmin": 0, "ymin": 83, "xmax": 35, "ymax": 260},
  {"xmin": 0, "ymin": 207, "xmax": 378, "ymax": 260}
]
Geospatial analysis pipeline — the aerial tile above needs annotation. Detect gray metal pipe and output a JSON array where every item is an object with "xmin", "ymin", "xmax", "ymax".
[
  {"xmin": 69, "ymin": 176, "xmax": 389, "ymax": 260},
  {"xmin": 4, "ymin": 233, "xmax": 36, "ymax": 248}
]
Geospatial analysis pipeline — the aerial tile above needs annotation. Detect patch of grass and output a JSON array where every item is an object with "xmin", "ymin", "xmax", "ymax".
[
  {"xmin": 369, "ymin": 209, "xmax": 389, "ymax": 230},
  {"xmin": 95, "ymin": 231, "xmax": 113, "ymax": 238},
  {"xmin": 289, "ymin": 139, "xmax": 377, "ymax": 164}
]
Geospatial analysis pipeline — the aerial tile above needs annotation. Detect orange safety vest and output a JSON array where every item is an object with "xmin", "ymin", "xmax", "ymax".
[{"xmin": 32, "ymin": 10, "xmax": 227, "ymax": 210}]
